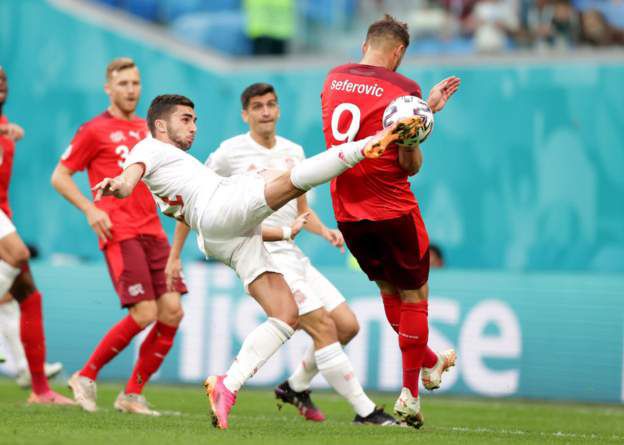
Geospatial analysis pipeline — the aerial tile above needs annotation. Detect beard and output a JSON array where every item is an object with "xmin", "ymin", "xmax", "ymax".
[{"xmin": 167, "ymin": 128, "xmax": 192, "ymax": 150}]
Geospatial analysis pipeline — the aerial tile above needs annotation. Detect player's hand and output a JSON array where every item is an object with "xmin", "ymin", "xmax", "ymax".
[
  {"xmin": 92, "ymin": 177, "xmax": 124, "ymax": 201},
  {"xmin": 323, "ymin": 228, "xmax": 345, "ymax": 253},
  {"xmin": 165, "ymin": 256, "xmax": 183, "ymax": 292},
  {"xmin": 290, "ymin": 212, "xmax": 310, "ymax": 239},
  {"xmin": 0, "ymin": 123, "xmax": 25, "ymax": 142},
  {"xmin": 85, "ymin": 205, "xmax": 113, "ymax": 242},
  {"xmin": 427, "ymin": 76, "xmax": 461, "ymax": 113}
]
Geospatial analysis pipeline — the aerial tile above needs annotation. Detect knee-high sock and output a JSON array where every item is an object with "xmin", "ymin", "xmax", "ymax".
[
  {"xmin": 18, "ymin": 291, "xmax": 49, "ymax": 394},
  {"xmin": 398, "ymin": 301, "xmax": 429, "ymax": 397},
  {"xmin": 0, "ymin": 300, "xmax": 28, "ymax": 372},
  {"xmin": 125, "ymin": 321, "xmax": 178, "ymax": 394},
  {"xmin": 315, "ymin": 342, "xmax": 375, "ymax": 417},
  {"xmin": 223, "ymin": 317, "xmax": 293, "ymax": 393},
  {"xmin": 383, "ymin": 293, "xmax": 438, "ymax": 369},
  {"xmin": 80, "ymin": 315, "xmax": 143, "ymax": 381},
  {"xmin": 0, "ymin": 261, "xmax": 20, "ymax": 296},
  {"xmin": 288, "ymin": 342, "xmax": 319, "ymax": 392},
  {"xmin": 290, "ymin": 138, "xmax": 370, "ymax": 191}
]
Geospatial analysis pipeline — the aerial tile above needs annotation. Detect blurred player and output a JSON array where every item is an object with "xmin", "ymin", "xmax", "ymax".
[
  {"xmin": 0, "ymin": 292, "xmax": 63, "ymax": 388},
  {"xmin": 51, "ymin": 58, "xmax": 187, "ymax": 415},
  {"xmin": 0, "ymin": 66, "xmax": 74, "ymax": 404},
  {"xmin": 93, "ymin": 94, "xmax": 418, "ymax": 429},
  {"xmin": 206, "ymin": 83, "xmax": 395, "ymax": 425},
  {"xmin": 320, "ymin": 15, "xmax": 461, "ymax": 428}
]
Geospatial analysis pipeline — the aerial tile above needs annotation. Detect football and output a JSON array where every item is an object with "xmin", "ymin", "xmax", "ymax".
[{"xmin": 382, "ymin": 95, "xmax": 434, "ymax": 144}]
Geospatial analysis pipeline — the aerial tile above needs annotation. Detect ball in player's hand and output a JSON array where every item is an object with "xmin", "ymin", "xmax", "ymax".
[{"xmin": 382, "ymin": 95, "xmax": 434, "ymax": 144}]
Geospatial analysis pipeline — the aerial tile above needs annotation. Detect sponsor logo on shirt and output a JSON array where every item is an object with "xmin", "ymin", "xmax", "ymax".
[{"xmin": 110, "ymin": 131, "xmax": 126, "ymax": 143}]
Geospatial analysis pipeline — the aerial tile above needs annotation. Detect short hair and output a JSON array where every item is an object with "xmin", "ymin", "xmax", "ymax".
[
  {"xmin": 106, "ymin": 57, "xmax": 137, "ymax": 80},
  {"xmin": 147, "ymin": 94, "xmax": 195, "ymax": 135},
  {"xmin": 365, "ymin": 14, "xmax": 410, "ymax": 48},
  {"xmin": 240, "ymin": 82, "xmax": 277, "ymax": 109}
]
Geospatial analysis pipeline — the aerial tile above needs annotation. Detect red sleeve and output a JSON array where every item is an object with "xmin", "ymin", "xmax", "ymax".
[{"xmin": 60, "ymin": 123, "xmax": 97, "ymax": 172}]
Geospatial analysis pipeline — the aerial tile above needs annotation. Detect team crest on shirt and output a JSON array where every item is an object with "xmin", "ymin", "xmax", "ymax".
[
  {"xmin": 110, "ymin": 131, "xmax": 125, "ymax": 143},
  {"xmin": 128, "ymin": 283, "xmax": 145, "ymax": 297}
]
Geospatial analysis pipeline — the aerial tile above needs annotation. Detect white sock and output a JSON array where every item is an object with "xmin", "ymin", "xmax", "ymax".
[
  {"xmin": 315, "ymin": 342, "xmax": 375, "ymax": 417},
  {"xmin": 0, "ymin": 260, "xmax": 20, "ymax": 296},
  {"xmin": 288, "ymin": 343, "xmax": 319, "ymax": 392},
  {"xmin": 0, "ymin": 300, "xmax": 27, "ymax": 372},
  {"xmin": 223, "ymin": 317, "xmax": 294, "ymax": 393},
  {"xmin": 290, "ymin": 138, "xmax": 371, "ymax": 191}
]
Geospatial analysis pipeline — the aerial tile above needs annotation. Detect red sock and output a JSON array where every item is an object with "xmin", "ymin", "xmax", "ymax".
[
  {"xmin": 80, "ymin": 315, "xmax": 143, "ymax": 380},
  {"xmin": 381, "ymin": 293, "xmax": 401, "ymax": 333},
  {"xmin": 19, "ymin": 291, "xmax": 50, "ymax": 395},
  {"xmin": 422, "ymin": 345, "xmax": 438, "ymax": 368},
  {"xmin": 384, "ymin": 293, "xmax": 438, "ymax": 369},
  {"xmin": 398, "ymin": 300, "xmax": 429, "ymax": 398},
  {"xmin": 125, "ymin": 321, "xmax": 178, "ymax": 394}
]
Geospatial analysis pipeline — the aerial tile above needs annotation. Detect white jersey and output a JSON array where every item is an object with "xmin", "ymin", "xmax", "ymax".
[
  {"xmin": 206, "ymin": 133, "xmax": 304, "ymax": 253},
  {"xmin": 125, "ymin": 137, "xmax": 221, "ymax": 230}
]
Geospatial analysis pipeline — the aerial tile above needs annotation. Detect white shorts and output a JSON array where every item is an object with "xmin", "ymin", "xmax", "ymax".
[
  {"xmin": 0, "ymin": 210, "xmax": 16, "ymax": 240},
  {"xmin": 196, "ymin": 172, "xmax": 280, "ymax": 289},
  {"xmin": 269, "ymin": 248, "xmax": 346, "ymax": 315}
]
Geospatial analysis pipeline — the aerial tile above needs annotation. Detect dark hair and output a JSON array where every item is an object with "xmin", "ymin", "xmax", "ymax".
[
  {"xmin": 366, "ymin": 14, "xmax": 410, "ymax": 48},
  {"xmin": 147, "ymin": 94, "xmax": 194, "ymax": 135},
  {"xmin": 240, "ymin": 82, "xmax": 277, "ymax": 109}
]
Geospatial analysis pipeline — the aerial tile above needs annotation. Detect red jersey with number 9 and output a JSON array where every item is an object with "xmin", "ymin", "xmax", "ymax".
[
  {"xmin": 321, "ymin": 63, "xmax": 423, "ymax": 222},
  {"xmin": 61, "ymin": 111, "xmax": 165, "ymax": 248}
]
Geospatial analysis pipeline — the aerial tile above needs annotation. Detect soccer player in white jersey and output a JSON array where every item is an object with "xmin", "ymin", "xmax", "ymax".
[
  {"xmin": 207, "ymin": 82, "xmax": 392, "ymax": 424},
  {"xmin": 93, "ymin": 94, "xmax": 423, "ymax": 429}
]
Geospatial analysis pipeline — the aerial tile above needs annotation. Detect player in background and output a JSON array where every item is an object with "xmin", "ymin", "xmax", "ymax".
[
  {"xmin": 0, "ymin": 291, "xmax": 64, "ymax": 388},
  {"xmin": 0, "ymin": 66, "xmax": 74, "ymax": 404},
  {"xmin": 206, "ymin": 82, "xmax": 395, "ymax": 425},
  {"xmin": 51, "ymin": 58, "xmax": 187, "ymax": 416},
  {"xmin": 321, "ymin": 15, "xmax": 461, "ymax": 428},
  {"xmin": 93, "ymin": 94, "xmax": 419, "ymax": 429}
]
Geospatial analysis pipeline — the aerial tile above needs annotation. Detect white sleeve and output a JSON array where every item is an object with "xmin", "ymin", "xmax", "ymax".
[
  {"xmin": 124, "ymin": 141, "xmax": 161, "ymax": 177},
  {"xmin": 205, "ymin": 145, "xmax": 232, "ymax": 176}
]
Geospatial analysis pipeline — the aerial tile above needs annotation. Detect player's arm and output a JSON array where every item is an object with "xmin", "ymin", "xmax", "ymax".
[
  {"xmin": 427, "ymin": 76, "xmax": 461, "ymax": 113},
  {"xmin": 398, "ymin": 142, "xmax": 423, "ymax": 176},
  {"xmin": 51, "ymin": 163, "xmax": 113, "ymax": 242},
  {"xmin": 298, "ymin": 195, "xmax": 345, "ymax": 252},
  {"xmin": 0, "ymin": 122, "xmax": 24, "ymax": 142},
  {"xmin": 261, "ymin": 212, "xmax": 310, "ymax": 242},
  {"xmin": 92, "ymin": 163, "xmax": 145, "ymax": 201},
  {"xmin": 165, "ymin": 221, "xmax": 190, "ymax": 291}
]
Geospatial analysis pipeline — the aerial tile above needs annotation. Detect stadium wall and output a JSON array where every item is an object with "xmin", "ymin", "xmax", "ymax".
[
  {"xmin": 1, "ymin": 0, "xmax": 623, "ymax": 271},
  {"xmin": 0, "ymin": 262, "xmax": 622, "ymax": 403}
]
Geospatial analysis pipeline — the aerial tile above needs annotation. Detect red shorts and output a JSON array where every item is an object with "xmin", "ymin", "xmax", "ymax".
[
  {"xmin": 104, "ymin": 235, "xmax": 188, "ymax": 308},
  {"xmin": 338, "ymin": 208, "xmax": 430, "ymax": 290}
]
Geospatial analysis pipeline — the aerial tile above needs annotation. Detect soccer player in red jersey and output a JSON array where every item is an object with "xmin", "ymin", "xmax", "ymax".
[
  {"xmin": 320, "ymin": 15, "xmax": 461, "ymax": 428},
  {"xmin": 0, "ymin": 66, "xmax": 75, "ymax": 405},
  {"xmin": 51, "ymin": 58, "xmax": 187, "ymax": 415}
]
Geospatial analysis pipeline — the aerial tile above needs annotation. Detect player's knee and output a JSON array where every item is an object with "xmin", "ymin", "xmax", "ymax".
[
  {"xmin": 130, "ymin": 300, "xmax": 158, "ymax": 328},
  {"xmin": 276, "ymin": 301, "xmax": 299, "ymax": 329},
  {"xmin": 7, "ymin": 244, "xmax": 30, "ymax": 267},
  {"xmin": 161, "ymin": 302, "xmax": 184, "ymax": 326}
]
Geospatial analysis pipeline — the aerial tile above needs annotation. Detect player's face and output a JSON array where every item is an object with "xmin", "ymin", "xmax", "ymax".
[
  {"xmin": 0, "ymin": 69, "xmax": 7, "ymax": 106},
  {"xmin": 164, "ymin": 105, "xmax": 197, "ymax": 150},
  {"xmin": 105, "ymin": 67, "xmax": 141, "ymax": 114},
  {"xmin": 242, "ymin": 93, "xmax": 280, "ymax": 136}
]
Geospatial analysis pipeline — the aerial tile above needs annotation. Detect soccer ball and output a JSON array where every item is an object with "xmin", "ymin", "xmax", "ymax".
[{"xmin": 382, "ymin": 95, "xmax": 434, "ymax": 144}]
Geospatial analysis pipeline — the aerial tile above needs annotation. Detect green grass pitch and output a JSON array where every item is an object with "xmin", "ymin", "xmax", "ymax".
[{"xmin": 2, "ymin": 379, "xmax": 623, "ymax": 444}]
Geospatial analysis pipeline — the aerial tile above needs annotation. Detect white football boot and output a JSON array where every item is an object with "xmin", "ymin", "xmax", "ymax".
[
  {"xmin": 114, "ymin": 392, "xmax": 161, "ymax": 416},
  {"xmin": 68, "ymin": 372, "xmax": 97, "ymax": 412},
  {"xmin": 421, "ymin": 349, "xmax": 456, "ymax": 391},
  {"xmin": 394, "ymin": 387, "xmax": 424, "ymax": 429}
]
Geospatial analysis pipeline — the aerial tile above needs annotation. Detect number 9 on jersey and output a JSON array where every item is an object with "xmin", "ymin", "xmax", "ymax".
[{"xmin": 382, "ymin": 95, "xmax": 434, "ymax": 144}]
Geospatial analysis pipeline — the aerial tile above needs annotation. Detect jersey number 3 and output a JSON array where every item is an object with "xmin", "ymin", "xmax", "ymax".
[{"xmin": 331, "ymin": 103, "xmax": 361, "ymax": 143}]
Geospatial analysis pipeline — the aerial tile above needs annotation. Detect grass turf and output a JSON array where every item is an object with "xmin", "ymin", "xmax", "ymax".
[{"xmin": 2, "ymin": 378, "xmax": 623, "ymax": 444}]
